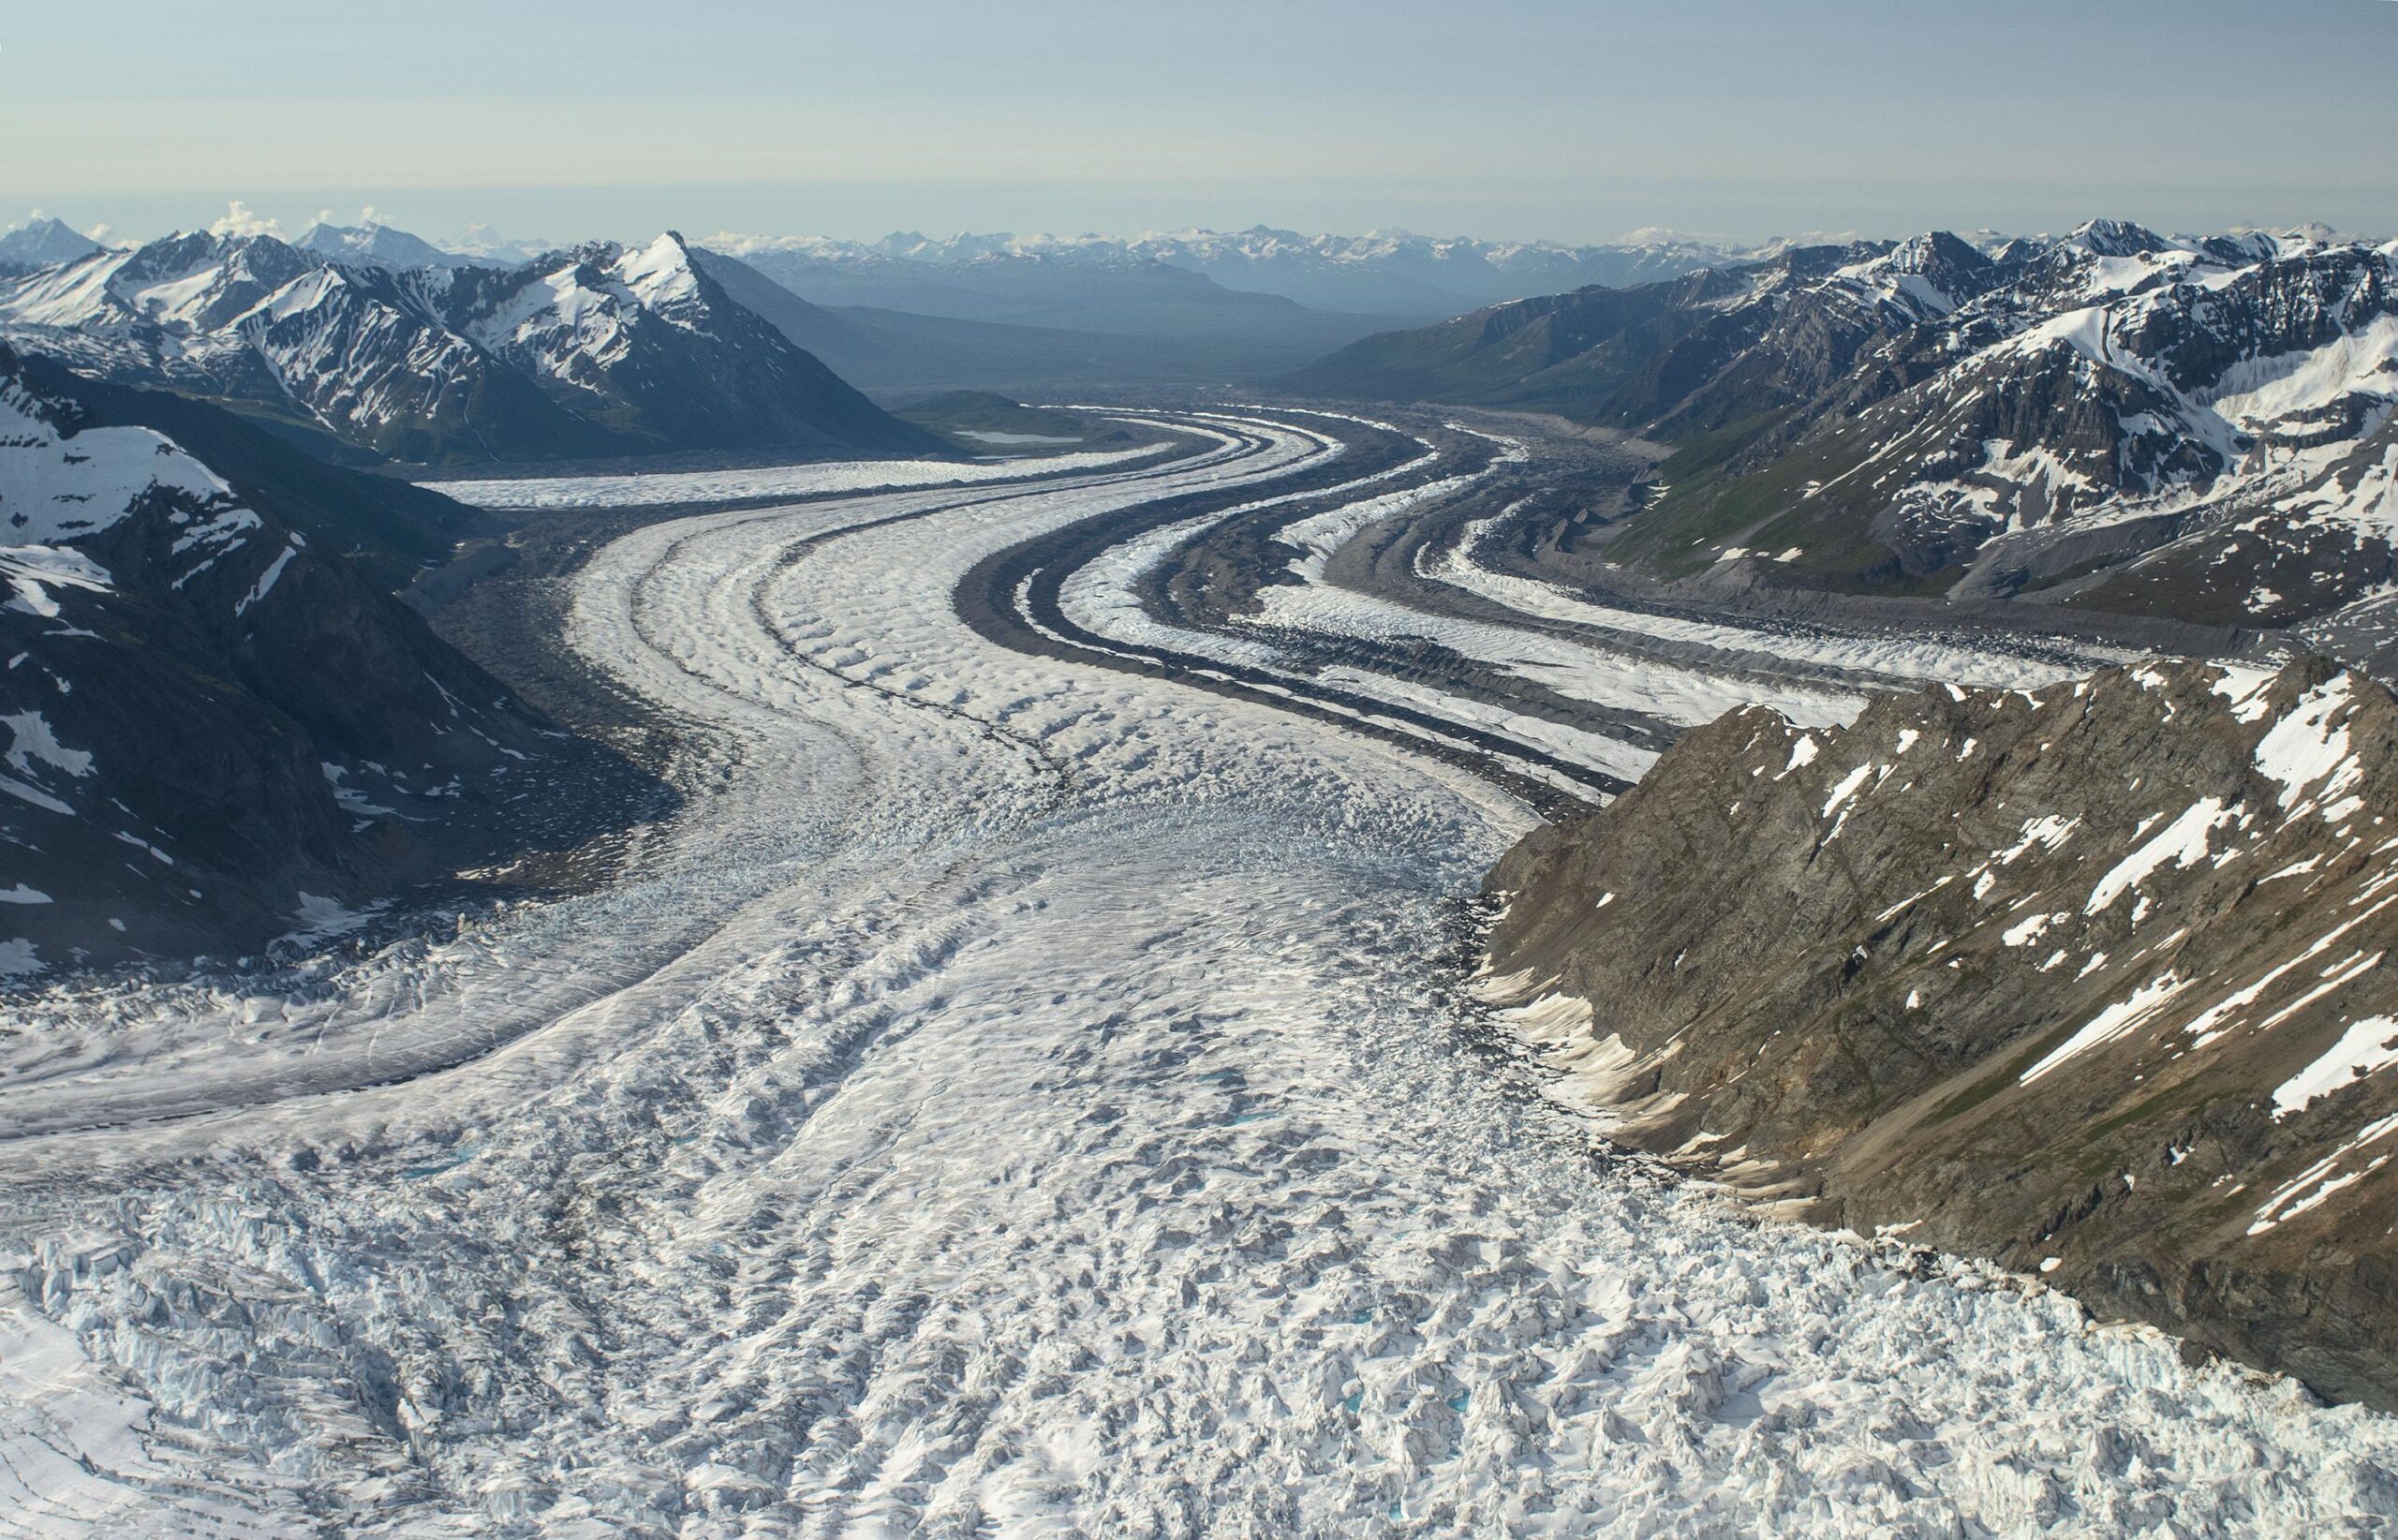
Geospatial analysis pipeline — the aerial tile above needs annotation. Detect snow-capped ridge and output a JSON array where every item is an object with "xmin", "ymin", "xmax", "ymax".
[
  {"xmin": 0, "ymin": 353, "xmax": 240, "ymax": 546},
  {"xmin": 293, "ymin": 216, "xmax": 496, "ymax": 271},
  {"xmin": 0, "ymin": 229, "xmax": 932, "ymax": 463}
]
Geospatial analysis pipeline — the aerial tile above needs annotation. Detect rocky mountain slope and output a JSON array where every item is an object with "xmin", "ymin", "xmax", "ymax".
[
  {"xmin": 0, "ymin": 230, "xmax": 943, "ymax": 464},
  {"xmin": 1283, "ymin": 235, "xmax": 1920, "ymax": 426},
  {"xmin": 0, "ymin": 344, "xmax": 657, "ymax": 974},
  {"xmin": 1479, "ymin": 655, "xmax": 2398, "ymax": 1406},
  {"xmin": 1293, "ymin": 222, "xmax": 2398, "ymax": 658}
]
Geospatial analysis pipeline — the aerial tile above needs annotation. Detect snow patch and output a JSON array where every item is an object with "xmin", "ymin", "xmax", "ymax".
[{"xmin": 2274, "ymin": 1015, "xmax": 2398, "ymax": 1120}]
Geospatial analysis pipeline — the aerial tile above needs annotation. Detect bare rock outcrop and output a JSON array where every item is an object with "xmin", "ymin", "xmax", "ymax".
[{"xmin": 1482, "ymin": 655, "xmax": 2398, "ymax": 1406}]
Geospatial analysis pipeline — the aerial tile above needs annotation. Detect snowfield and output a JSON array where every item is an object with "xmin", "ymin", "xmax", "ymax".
[{"xmin": 1, "ymin": 411, "xmax": 2395, "ymax": 1535}]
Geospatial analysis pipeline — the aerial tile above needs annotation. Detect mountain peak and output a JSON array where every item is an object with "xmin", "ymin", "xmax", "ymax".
[
  {"xmin": 293, "ymin": 218, "xmax": 488, "ymax": 271},
  {"xmin": 2065, "ymin": 217, "xmax": 2174, "ymax": 257},
  {"xmin": 1889, "ymin": 230, "xmax": 1992, "ymax": 273},
  {"xmin": 0, "ymin": 214, "xmax": 106, "ymax": 271},
  {"xmin": 616, "ymin": 232, "xmax": 706, "ymax": 313}
]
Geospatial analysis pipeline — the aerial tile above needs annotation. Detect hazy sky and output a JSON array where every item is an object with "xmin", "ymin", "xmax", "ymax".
[{"xmin": 7, "ymin": 0, "xmax": 2394, "ymax": 246}]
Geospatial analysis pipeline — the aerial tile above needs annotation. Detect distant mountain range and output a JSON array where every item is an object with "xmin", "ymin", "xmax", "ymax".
[
  {"xmin": 0, "ymin": 213, "xmax": 1889, "ymax": 434},
  {"xmin": 289, "ymin": 217, "xmax": 503, "ymax": 271},
  {"xmin": 2, "ymin": 213, "xmax": 1769, "ymax": 318},
  {"xmin": 1289, "ymin": 219, "xmax": 2398, "ymax": 657},
  {"xmin": 1, "ymin": 211, "xmax": 1768, "ymax": 415},
  {"xmin": 674, "ymin": 226, "xmax": 1771, "ymax": 391},
  {"xmin": 700, "ymin": 233, "xmax": 1399, "ymax": 366},
  {"xmin": 0, "ymin": 228, "xmax": 944, "ymax": 464},
  {"xmin": 0, "ymin": 343, "xmax": 656, "ymax": 971},
  {"xmin": 703, "ymin": 226, "xmax": 1749, "ymax": 324},
  {"xmin": 683, "ymin": 246, "xmax": 1328, "ymax": 396}
]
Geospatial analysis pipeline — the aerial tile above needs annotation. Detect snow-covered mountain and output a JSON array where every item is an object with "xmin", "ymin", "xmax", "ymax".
[
  {"xmin": 0, "ymin": 230, "xmax": 944, "ymax": 464},
  {"xmin": 444, "ymin": 221, "xmax": 548, "ymax": 265},
  {"xmin": 0, "ymin": 215, "xmax": 105, "ymax": 275},
  {"xmin": 0, "ymin": 344, "xmax": 648, "ymax": 971},
  {"xmin": 707, "ymin": 225, "xmax": 1749, "ymax": 322},
  {"xmin": 1791, "ymin": 230, "xmax": 2398, "ymax": 615},
  {"xmin": 1295, "ymin": 219, "xmax": 2398, "ymax": 654},
  {"xmin": 292, "ymin": 217, "xmax": 500, "ymax": 270}
]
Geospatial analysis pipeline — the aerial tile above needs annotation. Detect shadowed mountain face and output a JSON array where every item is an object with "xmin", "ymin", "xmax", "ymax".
[
  {"xmin": 0, "ymin": 230, "xmax": 946, "ymax": 465},
  {"xmin": 1289, "ymin": 224, "xmax": 2398, "ymax": 658},
  {"xmin": 0, "ymin": 344, "xmax": 663, "ymax": 974},
  {"xmin": 1482, "ymin": 657, "xmax": 2398, "ymax": 1407}
]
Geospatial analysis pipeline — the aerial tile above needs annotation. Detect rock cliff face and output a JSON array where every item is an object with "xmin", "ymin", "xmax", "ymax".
[
  {"xmin": 0, "ymin": 345, "xmax": 662, "ymax": 975},
  {"xmin": 1480, "ymin": 656, "xmax": 2398, "ymax": 1406}
]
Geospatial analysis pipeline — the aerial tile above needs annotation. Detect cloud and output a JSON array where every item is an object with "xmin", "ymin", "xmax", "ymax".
[
  {"xmin": 208, "ymin": 200, "xmax": 282, "ymax": 238},
  {"xmin": 84, "ymin": 224, "xmax": 117, "ymax": 247}
]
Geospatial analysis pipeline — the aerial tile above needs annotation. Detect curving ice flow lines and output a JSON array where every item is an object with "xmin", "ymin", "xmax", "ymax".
[
  {"xmin": 0, "ymin": 407, "xmax": 2136, "ymax": 1154},
  {"xmin": 0, "ymin": 421, "xmax": 1321, "ymax": 1148},
  {"xmin": 970, "ymin": 407, "xmax": 1813, "ymax": 804},
  {"xmin": 956, "ymin": 414, "xmax": 1636, "ymax": 810},
  {"xmin": 2, "ymin": 407, "xmax": 2393, "ymax": 1535},
  {"xmin": 985, "ymin": 406, "xmax": 2146, "ymax": 815}
]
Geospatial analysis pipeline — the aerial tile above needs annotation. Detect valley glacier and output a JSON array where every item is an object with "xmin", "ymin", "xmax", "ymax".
[{"xmin": 3, "ymin": 413, "xmax": 2397, "ymax": 1536}]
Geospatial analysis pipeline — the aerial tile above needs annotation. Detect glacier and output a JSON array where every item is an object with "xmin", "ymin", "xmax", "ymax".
[{"xmin": 0, "ymin": 411, "xmax": 2394, "ymax": 1535}]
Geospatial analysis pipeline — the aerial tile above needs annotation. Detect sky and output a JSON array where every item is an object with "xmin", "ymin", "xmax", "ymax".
[{"xmin": 7, "ymin": 0, "xmax": 2395, "ymax": 248}]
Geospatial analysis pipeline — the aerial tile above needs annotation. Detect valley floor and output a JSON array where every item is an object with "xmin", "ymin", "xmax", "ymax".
[{"xmin": 0, "ymin": 410, "xmax": 2392, "ymax": 1535}]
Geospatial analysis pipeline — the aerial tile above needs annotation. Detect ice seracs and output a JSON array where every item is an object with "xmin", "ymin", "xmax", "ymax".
[{"xmin": 3, "ymin": 413, "xmax": 2392, "ymax": 1532}]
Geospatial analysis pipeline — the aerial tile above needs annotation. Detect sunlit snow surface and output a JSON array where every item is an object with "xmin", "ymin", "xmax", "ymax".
[
  {"xmin": 3, "ymin": 413, "xmax": 2395, "ymax": 1535},
  {"xmin": 427, "ymin": 443, "xmax": 1169, "ymax": 510}
]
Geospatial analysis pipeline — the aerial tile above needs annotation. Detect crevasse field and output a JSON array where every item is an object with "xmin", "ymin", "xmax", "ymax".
[{"xmin": 3, "ymin": 412, "xmax": 2395, "ymax": 1537}]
